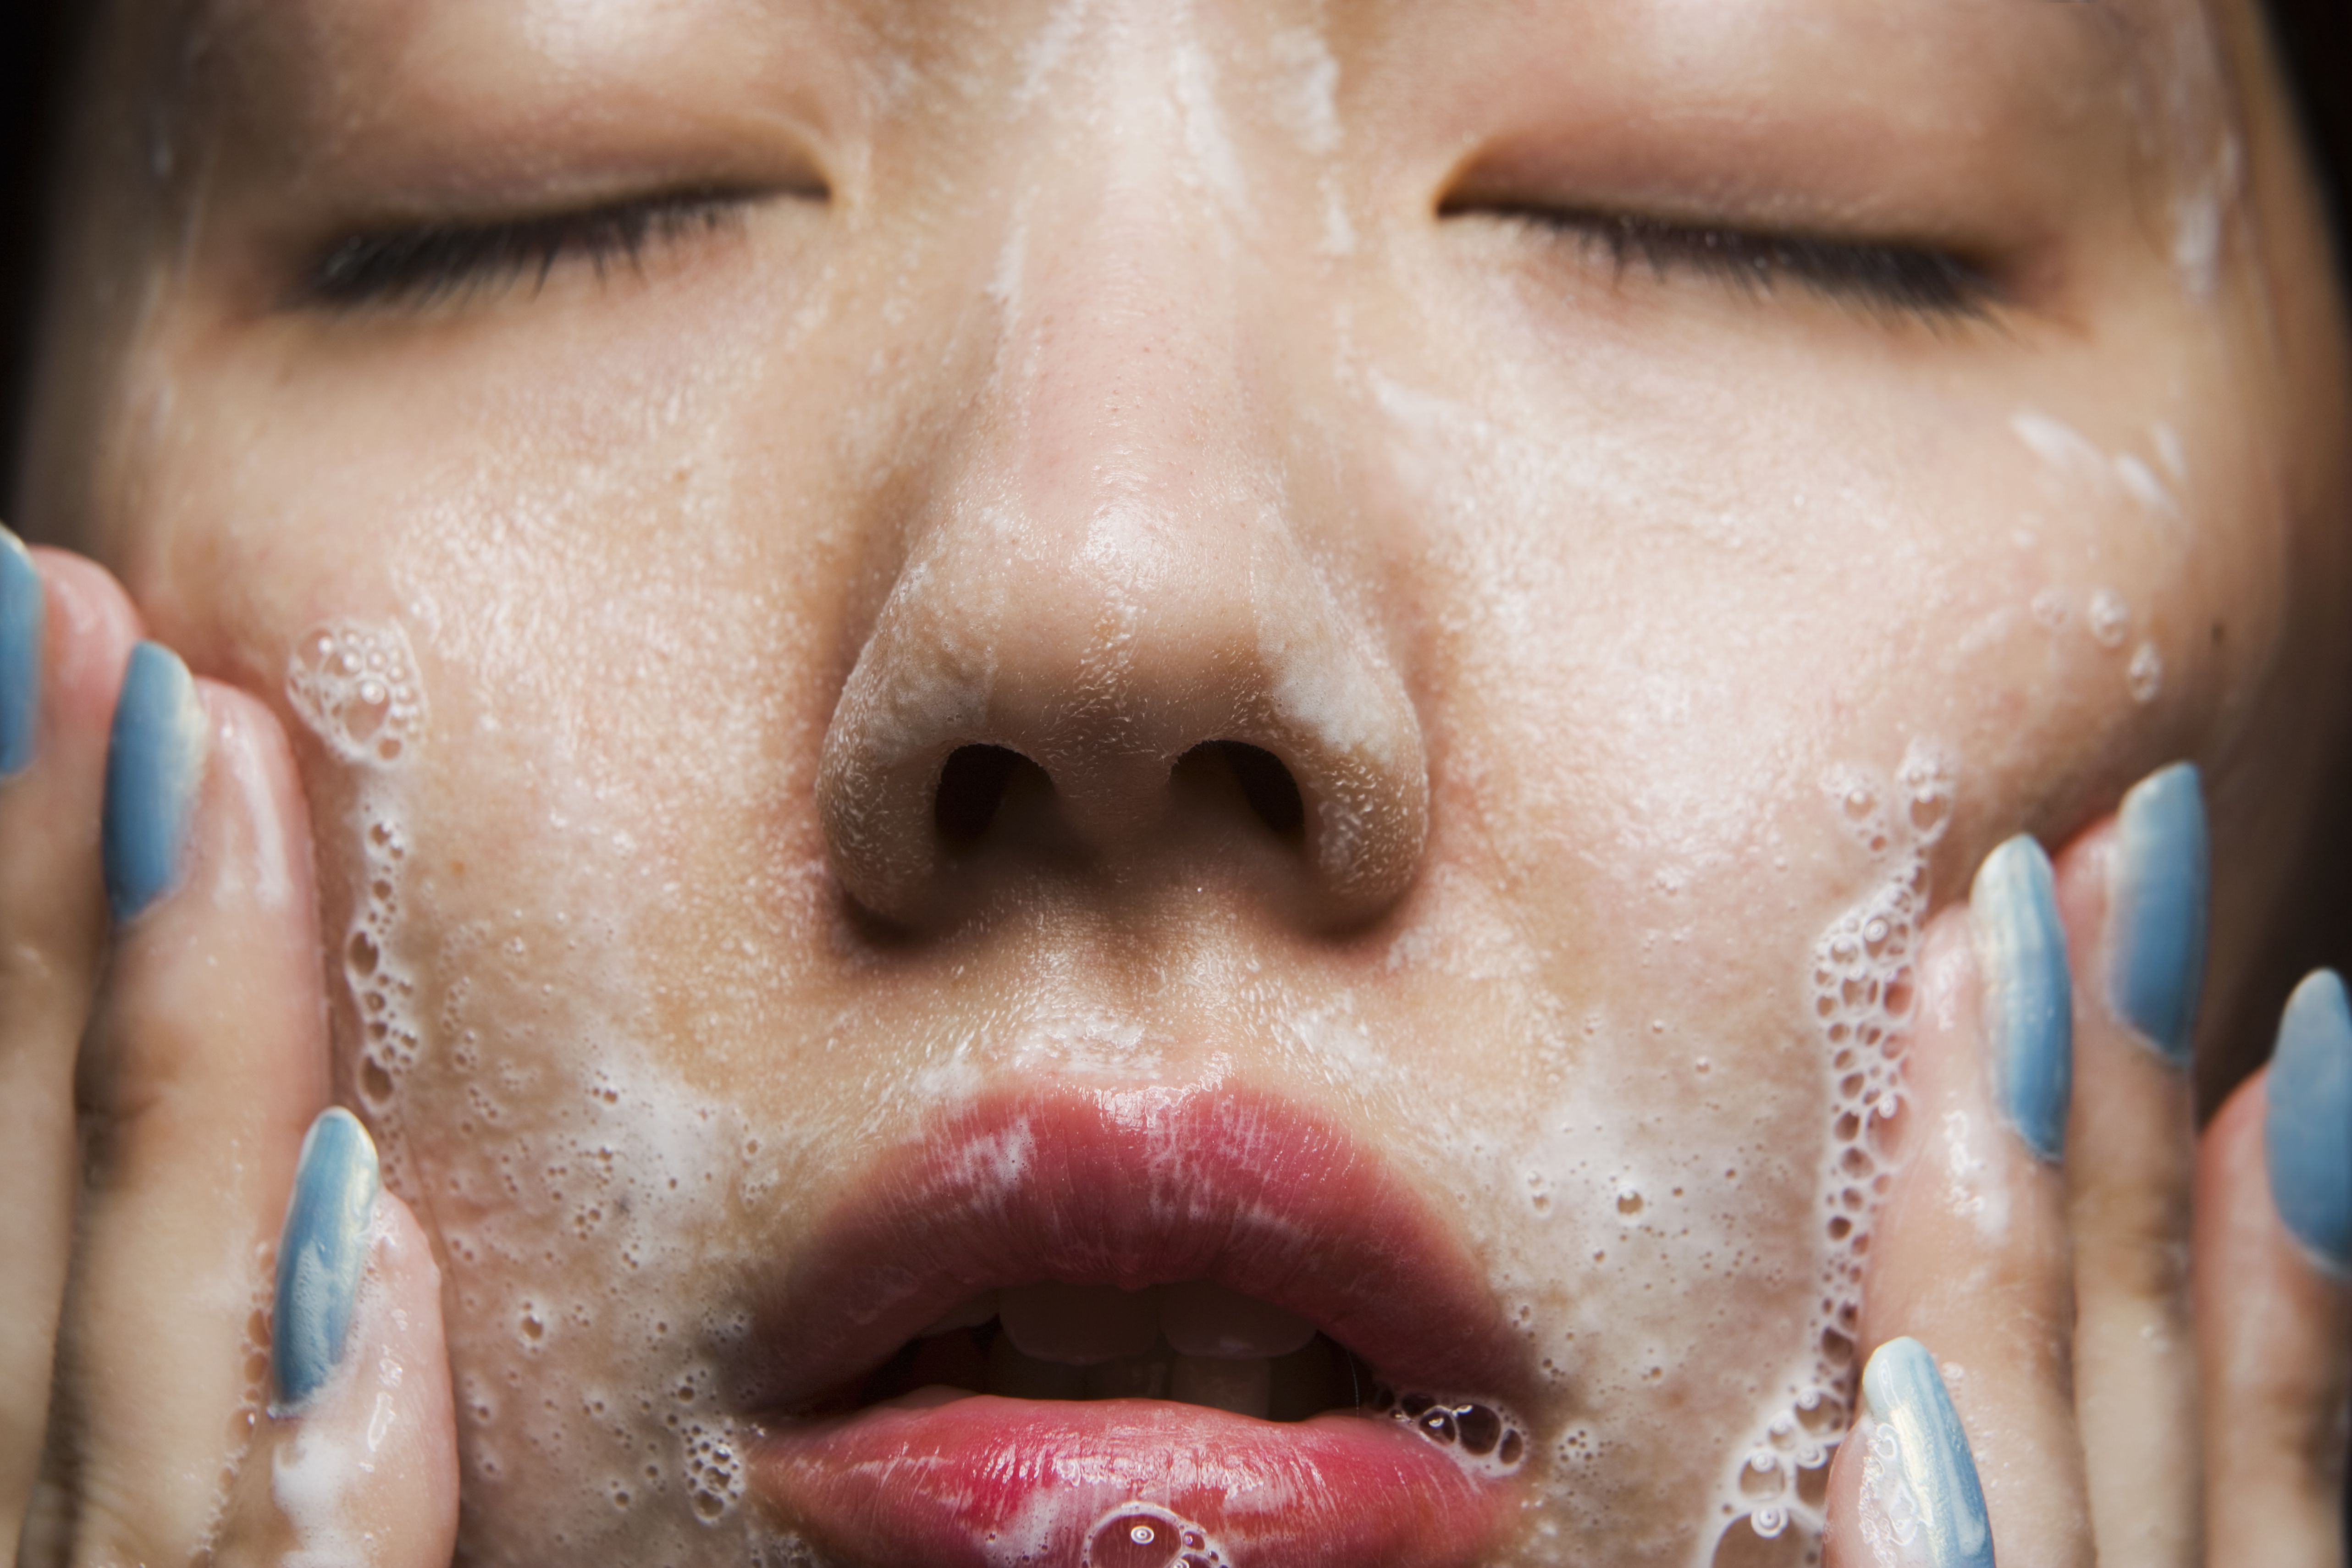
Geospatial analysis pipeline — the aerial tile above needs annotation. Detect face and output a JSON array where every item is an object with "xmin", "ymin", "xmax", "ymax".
[{"xmin": 22, "ymin": 0, "xmax": 2352, "ymax": 1562}]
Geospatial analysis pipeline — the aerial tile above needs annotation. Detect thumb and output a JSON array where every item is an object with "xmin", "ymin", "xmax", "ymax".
[{"xmin": 219, "ymin": 1109, "xmax": 459, "ymax": 1568}]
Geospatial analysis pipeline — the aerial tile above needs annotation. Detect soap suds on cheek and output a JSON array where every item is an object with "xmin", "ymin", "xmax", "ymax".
[
  {"xmin": 2009, "ymin": 409, "xmax": 2184, "ymax": 528},
  {"xmin": 1351, "ymin": 355, "xmax": 1981, "ymax": 1562},
  {"xmin": 2131, "ymin": 0, "xmax": 2245, "ymax": 300},
  {"xmin": 287, "ymin": 620, "xmax": 812, "ymax": 1564},
  {"xmin": 2006, "ymin": 407, "xmax": 2202, "ymax": 715}
]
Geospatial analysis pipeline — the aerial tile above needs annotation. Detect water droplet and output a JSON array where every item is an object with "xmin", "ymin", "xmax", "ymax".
[{"xmin": 2088, "ymin": 589, "xmax": 2131, "ymax": 648}]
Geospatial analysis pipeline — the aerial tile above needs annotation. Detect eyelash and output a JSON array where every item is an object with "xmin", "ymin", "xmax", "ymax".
[
  {"xmin": 1495, "ymin": 208, "xmax": 2001, "ymax": 321},
  {"xmin": 298, "ymin": 190, "xmax": 1995, "ymax": 323},
  {"xmin": 297, "ymin": 191, "xmax": 749, "ymax": 309}
]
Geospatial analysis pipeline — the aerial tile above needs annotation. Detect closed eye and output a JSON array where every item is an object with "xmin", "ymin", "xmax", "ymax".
[
  {"xmin": 1454, "ymin": 204, "xmax": 2004, "ymax": 322},
  {"xmin": 293, "ymin": 188, "xmax": 770, "ymax": 311}
]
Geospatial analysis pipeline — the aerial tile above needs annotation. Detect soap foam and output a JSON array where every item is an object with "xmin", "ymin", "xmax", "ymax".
[
  {"xmin": 1697, "ymin": 741, "xmax": 1952, "ymax": 1563},
  {"xmin": 289, "ymin": 620, "xmax": 803, "ymax": 1566},
  {"xmin": 1082, "ymin": 1503, "xmax": 1228, "ymax": 1568}
]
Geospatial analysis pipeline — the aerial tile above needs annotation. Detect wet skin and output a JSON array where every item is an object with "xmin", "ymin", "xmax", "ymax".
[{"xmin": 15, "ymin": 0, "xmax": 2352, "ymax": 1562}]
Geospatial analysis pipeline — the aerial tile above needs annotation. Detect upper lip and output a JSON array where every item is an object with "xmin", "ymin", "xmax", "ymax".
[{"xmin": 729, "ymin": 1079, "xmax": 1533, "ymax": 1418}]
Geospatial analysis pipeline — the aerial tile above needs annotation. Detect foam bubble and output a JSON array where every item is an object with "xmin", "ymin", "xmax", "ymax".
[
  {"xmin": 2087, "ymin": 591, "xmax": 2131, "ymax": 650},
  {"xmin": 1703, "ymin": 740, "xmax": 1953, "ymax": 1560},
  {"xmin": 1083, "ymin": 1503, "xmax": 1228, "ymax": 1568},
  {"xmin": 288, "ymin": 623, "xmax": 426, "ymax": 769},
  {"xmin": 287, "ymin": 622, "xmax": 788, "ymax": 1562},
  {"xmin": 1367, "ymin": 1385, "xmax": 1532, "ymax": 1477}
]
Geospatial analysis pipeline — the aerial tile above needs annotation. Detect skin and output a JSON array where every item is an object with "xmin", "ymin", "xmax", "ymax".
[{"xmin": 3, "ymin": 0, "xmax": 2352, "ymax": 1564}]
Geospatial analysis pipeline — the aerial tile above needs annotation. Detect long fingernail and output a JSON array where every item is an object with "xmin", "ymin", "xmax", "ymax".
[
  {"xmin": 1971, "ymin": 833, "xmax": 2073, "ymax": 1161},
  {"xmin": 2108, "ymin": 762, "xmax": 2208, "ymax": 1065},
  {"xmin": 1857, "ymin": 1337, "xmax": 1995, "ymax": 1568},
  {"xmin": 0, "ymin": 529, "xmax": 40, "ymax": 778},
  {"xmin": 2265, "ymin": 969, "xmax": 2352, "ymax": 1275},
  {"xmin": 272, "ymin": 1108, "xmax": 381, "ymax": 1412},
  {"xmin": 101, "ymin": 642, "xmax": 208, "ymax": 922}
]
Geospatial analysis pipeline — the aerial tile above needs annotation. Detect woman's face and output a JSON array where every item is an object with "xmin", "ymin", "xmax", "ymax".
[{"xmin": 22, "ymin": 0, "xmax": 2352, "ymax": 1562}]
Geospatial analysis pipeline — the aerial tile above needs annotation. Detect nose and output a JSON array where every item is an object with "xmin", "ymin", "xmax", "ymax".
[{"xmin": 815, "ymin": 121, "xmax": 1426, "ymax": 932}]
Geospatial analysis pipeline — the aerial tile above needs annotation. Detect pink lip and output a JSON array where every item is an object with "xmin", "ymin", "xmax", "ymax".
[{"xmin": 735, "ymin": 1084, "xmax": 1534, "ymax": 1567}]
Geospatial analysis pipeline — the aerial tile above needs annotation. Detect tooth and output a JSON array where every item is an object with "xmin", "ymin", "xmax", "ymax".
[
  {"xmin": 1084, "ymin": 1354, "xmax": 1171, "ymax": 1401},
  {"xmin": 987, "ymin": 1332, "xmax": 1088, "ymax": 1400},
  {"xmin": 1158, "ymin": 1281, "xmax": 1315, "ymax": 1360},
  {"xmin": 999, "ymin": 1283, "xmax": 1162, "ymax": 1365},
  {"xmin": 920, "ymin": 1291, "xmax": 999, "ymax": 1336},
  {"xmin": 1170, "ymin": 1354, "xmax": 1272, "ymax": 1419}
]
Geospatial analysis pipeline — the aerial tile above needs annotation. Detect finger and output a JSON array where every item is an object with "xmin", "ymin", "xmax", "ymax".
[
  {"xmin": 2049, "ymin": 764, "xmax": 2204, "ymax": 1568},
  {"xmin": 0, "ymin": 540, "xmax": 143, "ymax": 1547},
  {"xmin": 216, "ymin": 1112, "xmax": 458, "ymax": 1568},
  {"xmin": 1824, "ymin": 1336, "xmax": 1996, "ymax": 1568},
  {"xmin": 1860, "ymin": 837, "xmax": 2090, "ymax": 1567},
  {"xmin": 2199, "ymin": 972, "xmax": 2352, "ymax": 1568},
  {"xmin": 38, "ymin": 649, "xmax": 331, "ymax": 1566}
]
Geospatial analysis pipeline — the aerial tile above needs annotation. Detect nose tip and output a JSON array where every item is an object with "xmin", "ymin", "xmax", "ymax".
[
  {"xmin": 818, "ymin": 96, "xmax": 1426, "ymax": 932},
  {"xmin": 815, "ymin": 527, "xmax": 1429, "ymax": 931}
]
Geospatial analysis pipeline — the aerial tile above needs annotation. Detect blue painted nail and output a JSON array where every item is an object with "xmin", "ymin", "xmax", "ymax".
[
  {"xmin": 0, "ymin": 529, "xmax": 40, "ymax": 778},
  {"xmin": 101, "ymin": 642, "xmax": 207, "ymax": 922},
  {"xmin": 271, "ymin": 1108, "xmax": 381, "ymax": 1412},
  {"xmin": 2108, "ymin": 762, "xmax": 2208, "ymax": 1065},
  {"xmin": 1859, "ymin": 1337, "xmax": 1995, "ymax": 1568},
  {"xmin": 1971, "ymin": 834, "xmax": 2073, "ymax": 1161},
  {"xmin": 2265, "ymin": 969, "xmax": 2352, "ymax": 1276}
]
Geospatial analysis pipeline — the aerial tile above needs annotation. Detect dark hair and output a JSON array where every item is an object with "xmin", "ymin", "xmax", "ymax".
[{"xmin": 1, "ymin": 2, "xmax": 2348, "ymax": 506}]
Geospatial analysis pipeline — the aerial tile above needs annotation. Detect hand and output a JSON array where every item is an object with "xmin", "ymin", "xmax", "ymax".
[
  {"xmin": 0, "ymin": 533, "xmax": 459, "ymax": 1568},
  {"xmin": 1815, "ymin": 764, "xmax": 2351, "ymax": 1568}
]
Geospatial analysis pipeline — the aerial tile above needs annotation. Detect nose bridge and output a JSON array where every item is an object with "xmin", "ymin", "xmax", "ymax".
[
  {"xmin": 990, "ymin": 161, "xmax": 1258, "ymax": 779},
  {"xmin": 816, "ymin": 19, "xmax": 1428, "ymax": 928},
  {"xmin": 993, "ymin": 61, "xmax": 1264, "ymax": 668},
  {"xmin": 873, "ymin": 50, "xmax": 1280, "ymax": 792}
]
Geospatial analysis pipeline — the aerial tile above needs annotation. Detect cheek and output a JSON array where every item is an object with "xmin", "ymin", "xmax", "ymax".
[{"xmin": 1365, "ymin": 248, "xmax": 2279, "ymax": 884}]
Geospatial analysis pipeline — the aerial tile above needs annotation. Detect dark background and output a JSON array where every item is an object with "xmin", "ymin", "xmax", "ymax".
[{"xmin": 0, "ymin": 0, "xmax": 74, "ymax": 502}]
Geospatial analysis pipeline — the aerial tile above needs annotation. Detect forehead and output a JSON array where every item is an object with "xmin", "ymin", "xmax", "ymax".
[{"xmin": 154, "ymin": 0, "xmax": 2202, "ymax": 93}]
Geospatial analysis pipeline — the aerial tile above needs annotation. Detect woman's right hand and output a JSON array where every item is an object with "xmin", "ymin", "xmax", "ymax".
[{"xmin": 0, "ymin": 532, "xmax": 459, "ymax": 1568}]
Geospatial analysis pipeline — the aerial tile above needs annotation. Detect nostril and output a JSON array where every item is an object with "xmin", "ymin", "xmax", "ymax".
[
  {"xmin": 1176, "ymin": 741, "xmax": 1307, "ymax": 842},
  {"xmin": 1221, "ymin": 743, "xmax": 1307, "ymax": 840},
  {"xmin": 934, "ymin": 745, "xmax": 1044, "ymax": 845}
]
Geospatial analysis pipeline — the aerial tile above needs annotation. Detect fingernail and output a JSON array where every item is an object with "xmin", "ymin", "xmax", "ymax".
[
  {"xmin": 2107, "ymin": 762, "xmax": 2208, "ymax": 1065},
  {"xmin": 271, "ymin": 1107, "xmax": 381, "ymax": 1412},
  {"xmin": 2265, "ymin": 969, "xmax": 2352, "ymax": 1275},
  {"xmin": 101, "ymin": 642, "xmax": 208, "ymax": 922},
  {"xmin": 1971, "ymin": 834, "xmax": 2073, "ymax": 1161},
  {"xmin": 1857, "ymin": 1337, "xmax": 1995, "ymax": 1568},
  {"xmin": 0, "ymin": 529, "xmax": 41, "ymax": 777}
]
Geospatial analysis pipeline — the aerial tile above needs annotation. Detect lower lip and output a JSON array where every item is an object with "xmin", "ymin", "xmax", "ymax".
[{"xmin": 753, "ymin": 1394, "xmax": 1514, "ymax": 1568}]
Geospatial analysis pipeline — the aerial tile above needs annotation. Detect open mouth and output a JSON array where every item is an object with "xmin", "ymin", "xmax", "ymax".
[{"xmin": 738, "ymin": 1086, "xmax": 1536, "ymax": 1568}]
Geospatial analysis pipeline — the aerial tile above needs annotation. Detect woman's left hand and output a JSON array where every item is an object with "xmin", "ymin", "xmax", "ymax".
[{"xmin": 1820, "ymin": 764, "xmax": 2351, "ymax": 1568}]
